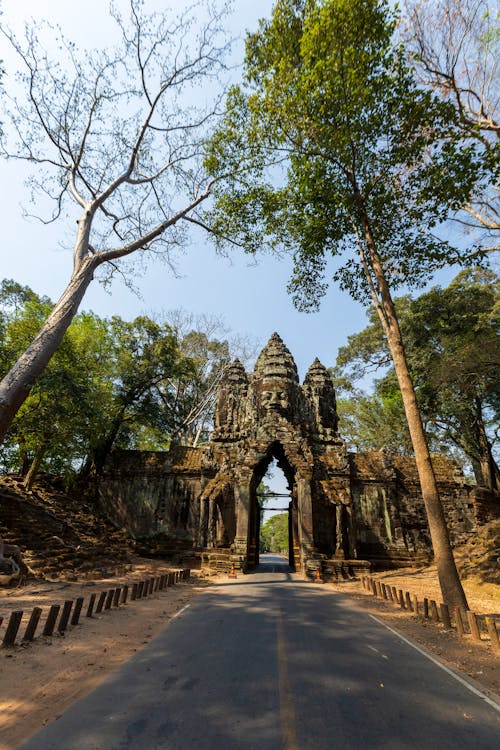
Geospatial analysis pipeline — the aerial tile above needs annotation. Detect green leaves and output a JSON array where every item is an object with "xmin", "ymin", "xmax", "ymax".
[
  {"xmin": 206, "ymin": 0, "xmax": 488, "ymax": 305},
  {"xmin": 333, "ymin": 269, "xmax": 500, "ymax": 482}
]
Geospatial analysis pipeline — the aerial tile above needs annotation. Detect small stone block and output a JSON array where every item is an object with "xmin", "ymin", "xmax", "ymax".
[
  {"xmin": 95, "ymin": 591, "xmax": 107, "ymax": 614},
  {"xmin": 42, "ymin": 605, "xmax": 60, "ymax": 636},
  {"xmin": 3, "ymin": 610, "xmax": 23, "ymax": 647},
  {"xmin": 23, "ymin": 607, "xmax": 42, "ymax": 642},
  {"xmin": 105, "ymin": 590, "xmax": 114, "ymax": 610},
  {"xmin": 71, "ymin": 597, "xmax": 84, "ymax": 626},
  {"xmin": 86, "ymin": 593, "xmax": 97, "ymax": 618},
  {"xmin": 467, "ymin": 611, "xmax": 481, "ymax": 642},
  {"xmin": 58, "ymin": 600, "xmax": 73, "ymax": 633}
]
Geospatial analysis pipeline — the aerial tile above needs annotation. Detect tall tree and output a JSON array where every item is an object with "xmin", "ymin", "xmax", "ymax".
[
  {"xmin": 334, "ymin": 269, "xmax": 500, "ymax": 489},
  {"xmin": 403, "ymin": 0, "xmax": 499, "ymax": 242},
  {"xmin": 204, "ymin": 0, "xmax": 485, "ymax": 607},
  {"xmin": 82, "ymin": 315, "xmax": 192, "ymax": 475},
  {"xmin": 0, "ymin": 285, "xmax": 106, "ymax": 484},
  {"xmin": 0, "ymin": 0, "xmax": 229, "ymax": 440}
]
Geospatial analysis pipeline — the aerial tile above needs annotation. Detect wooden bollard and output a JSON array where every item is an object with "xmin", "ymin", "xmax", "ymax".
[
  {"xmin": 150, "ymin": 577, "xmax": 155, "ymax": 593},
  {"xmin": 391, "ymin": 586, "xmax": 397, "ymax": 603},
  {"xmin": 23, "ymin": 607, "xmax": 43, "ymax": 642},
  {"xmin": 154, "ymin": 577, "xmax": 160, "ymax": 592},
  {"xmin": 3, "ymin": 610, "xmax": 23, "ymax": 647},
  {"xmin": 454, "ymin": 607, "xmax": 465, "ymax": 636},
  {"xmin": 440, "ymin": 603, "xmax": 452, "ymax": 629},
  {"xmin": 113, "ymin": 588, "xmax": 121, "ymax": 607},
  {"xmin": 398, "ymin": 590, "xmax": 405, "ymax": 609},
  {"xmin": 430, "ymin": 600, "xmax": 439, "ymax": 622},
  {"xmin": 137, "ymin": 581, "xmax": 144, "ymax": 599},
  {"xmin": 58, "ymin": 600, "xmax": 73, "ymax": 633},
  {"xmin": 131, "ymin": 583, "xmax": 138, "ymax": 601},
  {"xmin": 42, "ymin": 605, "xmax": 60, "ymax": 636},
  {"xmin": 381, "ymin": 583, "xmax": 388, "ymax": 600},
  {"xmin": 485, "ymin": 617, "xmax": 500, "ymax": 650},
  {"xmin": 387, "ymin": 586, "xmax": 394, "ymax": 602},
  {"xmin": 405, "ymin": 592, "xmax": 412, "ymax": 611},
  {"xmin": 71, "ymin": 597, "xmax": 84, "ymax": 626},
  {"xmin": 122, "ymin": 585, "xmax": 129, "ymax": 604},
  {"xmin": 86, "ymin": 593, "xmax": 96, "ymax": 618},
  {"xmin": 467, "ymin": 611, "xmax": 481, "ymax": 642},
  {"xmin": 95, "ymin": 591, "xmax": 107, "ymax": 614},
  {"xmin": 105, "ymin": 590, "xmax": 114, "ymax": 610},
  {"xmin": 412, "ymin": 595, "xmax": 419, "ymax": 616},
  {"xmin": 423, "ymin": 598, "xmax": 429, "ymax": 619}
]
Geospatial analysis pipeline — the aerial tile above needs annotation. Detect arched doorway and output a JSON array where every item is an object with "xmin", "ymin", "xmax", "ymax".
[{"xmin": 246, "ymin": 442, "xmax": 299, "ymax": 570}]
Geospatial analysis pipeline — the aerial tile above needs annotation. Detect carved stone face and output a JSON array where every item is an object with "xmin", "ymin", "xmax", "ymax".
[{"xmin": 261, "ymin": 382, "xmax": 290, "ymax": 417}]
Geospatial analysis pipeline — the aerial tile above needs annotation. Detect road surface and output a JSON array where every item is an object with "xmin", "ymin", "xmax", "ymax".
[{"xmin": 20, "ymin": 554, "xmax": 499, "ymax": 749}]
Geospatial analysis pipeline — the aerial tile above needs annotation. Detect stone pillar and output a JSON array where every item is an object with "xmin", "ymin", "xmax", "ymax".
[
  {"xmin": 234, "ymin": 476, "xmax": 251, "ymax": 558},
  {"xmin": 208, "ymin": 498, "xmax": 216, "ymax": 547},
  {"xmin": 297, "ymin": 475, "xmax": 315, "ymax": 568},
  {"xmin": 334, "ymin": 503, "xmax": 345, "ymax": 559},
  {"xmin": 198, "ymin": 498, "xmax": 209, "ymax": 548},
  {"xmin": 345, "ymin": 504, "xmax": 357, "ymax": 559}
]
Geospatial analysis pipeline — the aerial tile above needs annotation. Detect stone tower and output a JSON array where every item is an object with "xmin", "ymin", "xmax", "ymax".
[{"xmin": 201, "ymin": 333, "xmax": 353, "ymax": 572}]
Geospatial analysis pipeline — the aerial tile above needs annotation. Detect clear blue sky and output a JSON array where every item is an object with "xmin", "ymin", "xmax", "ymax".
[{"xmin": 0, "ymin": 1, "xmax": 462, "ymax": 505}]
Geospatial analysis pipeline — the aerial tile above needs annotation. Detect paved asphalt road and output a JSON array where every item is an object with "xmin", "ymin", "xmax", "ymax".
[{"xmin": 20, "ymin": 555, "xmax": 499, "ymax": 750}]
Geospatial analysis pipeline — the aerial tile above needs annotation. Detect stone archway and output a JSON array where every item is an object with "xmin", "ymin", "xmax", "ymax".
[
  {"xmin": 200, "ymin": 333, "xmax": 353, "ymax": 573},
  {"xmin": 247, "ymin": 441, "xmax": 296, "ymax": 569}
]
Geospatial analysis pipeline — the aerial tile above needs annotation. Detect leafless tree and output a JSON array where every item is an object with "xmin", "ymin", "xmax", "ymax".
[
  {"xmin": 403, "ymin": 0, "xmax": 499, "ymax": 241},
  {"xmin": 0, "ymin": 0, "xmax": 230, "ymax": 441},
  {"xmin": 156, "ymin": 309, "xmax": 259, "ymax": 445}
]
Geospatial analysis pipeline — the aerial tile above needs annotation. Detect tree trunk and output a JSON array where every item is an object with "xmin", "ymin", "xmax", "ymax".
[
  {"xmin": 0, "ymin": 257, "xmax": 96, "ymax": 443},
  {"xmin": 356, "ymin": 207, "xmax": 468, "ymax": 609},
  {"xmin": 473, "ymin": 398, "xmax": 500, "ymax": 491},
  {"xmin": 23, "ymin": 443, "xmax": 46, "ymax": 491},
  {"xmin": 18, "ymin": 438, "xmax": 30, "ymax": 476},
  {"xmin": 86, "ymin": 411, "xmax": 127, "ymax": 477}
]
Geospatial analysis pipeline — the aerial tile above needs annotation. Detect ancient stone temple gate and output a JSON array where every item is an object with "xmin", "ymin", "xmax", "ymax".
[
  {"xmin": 99, "ymin": 334, "xmax": 481, "ymax": 574},
  {"xmin": 199, "ymin": 333, "xmax": 354, "ymax": 572}
]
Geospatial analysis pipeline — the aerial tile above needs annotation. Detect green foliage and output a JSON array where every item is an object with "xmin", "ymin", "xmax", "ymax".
[
  {"xmin": 333, "ymin": 269, "xmax": 500, "ymax": 481},
  {"xmin": 206, "ymin": 0, "xmax": 487, "ymax": 308},
  {"xmin": 337, "ymin": 388, "xmax": 413, "ymax": 455},
  {"xmin": 0, "ymin": 281, "xmax": 236, "ymax": 478},
  {"xmin": 260, "ymin": 513, "xmax": 289, "ymax": 553}
]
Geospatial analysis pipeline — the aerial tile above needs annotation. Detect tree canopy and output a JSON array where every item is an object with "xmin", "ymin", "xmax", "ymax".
[
  {"xmin": 0, "ymin": 280, "xmax": 246, "ymax": 485},
  {"xmin": 334, "ymin": 269, "xmax": 500, "ymax": 489}
]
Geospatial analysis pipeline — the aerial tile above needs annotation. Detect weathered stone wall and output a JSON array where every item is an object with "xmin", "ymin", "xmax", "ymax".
[
  {"xmin": 99, "ymin": 444, "xmax": 477, "ymax": 565},
  {"xmin": 97, "ymin": 334, "xmax": 488, "ymax": 569},
  {"xmin": 99, "ymin": 447, "xmax": 212, "ymax": 543},
  {"xmin": 349, "ymin": 451, "xmax": 475, "ymax": 565}
]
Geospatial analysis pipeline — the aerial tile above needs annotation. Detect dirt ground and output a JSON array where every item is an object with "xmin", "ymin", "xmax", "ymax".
[
  {"xmin": 0, "ymin": 559, "xmax": 203, "ymax": 750},
  {"xmin": 1, "ymin": 563, "xmax": 499, "ymax": 750}
]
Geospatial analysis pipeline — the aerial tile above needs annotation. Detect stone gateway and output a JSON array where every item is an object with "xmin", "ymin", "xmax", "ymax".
[{"xmin": 99, "ymin": 334, "xmax": 485, "ymax": 575}]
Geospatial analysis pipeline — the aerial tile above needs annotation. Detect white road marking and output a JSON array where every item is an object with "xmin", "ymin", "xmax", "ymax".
[
  {"xmin": 369, "ymin": 614, "xmax": 500, "ymax": 713},
  {"xmin": 172, "ymin": 604, "xmax": 191, "ymax": 619},
  {"xmin": 368, "ymin": 645, "xmax": 389, "ymax": 659}
]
